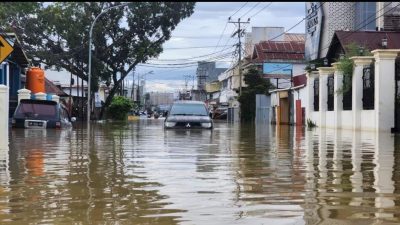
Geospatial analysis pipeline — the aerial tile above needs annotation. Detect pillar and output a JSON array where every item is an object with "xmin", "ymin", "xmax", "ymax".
[
  {"xmin": 0, "ymin": 85, "xmax": 9, "ymax": 149},
  {"xmin": 332, "ymin": 63, "xmax": 343, "ymax": 128},
  {"xmin": 350, "ymin": 56, "xmax": 374, "ymax": 131},
  {"xmin": 371, "ymin": 49, "xmax": 400, "ymax": 132},
  {"xmin": 317, "ymin": 67, "xmax": 335, "ymax": 128},
  {"xmin": 17, "ymin": 88, "xmax": 31, "ymax": 102},
  {"xmin": 52, "ymin": 95, "xmax": 60, "ymax": 103},
  {"xmin": 306, "ymin": 71, "xmax": 319, "ymax": 125},
  {"xmin": 35, "ymin": 92, "xmax": 47, "ymax": 100}
]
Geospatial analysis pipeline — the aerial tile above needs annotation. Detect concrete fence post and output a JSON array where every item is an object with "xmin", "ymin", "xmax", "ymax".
[
  {"xmin": 0, "ymin": 85, "xmax": 9, "ymax": 149},
  {"xmin": 35, "ymin": 92, "xmax": 47, "ymax": 100},
  {"xmin": 350, "ymin": 56, "xmax": 375, "ymax": 131},
  {"xmin": 332, "ymin": 62, "xmax": 343, "ymax": 129},
  {"xmin": 371, "ymin": 49, "xmax": 400, "ymax": 132},
  {"xmin": 52, "ymin": 95, "xmax": 60, "ymax": 103},
  {"xmin": 17, "ymin": 88, "xmax": 31, "ymax": 103},
  {"xmin": 317, "ymin": 67, "xmax": 335, "ymax": 128}
]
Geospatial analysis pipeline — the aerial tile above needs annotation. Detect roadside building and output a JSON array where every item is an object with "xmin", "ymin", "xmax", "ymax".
[
  {"xmin": 196, "ymin": 61, "xmax": 227, "ymax": 102},
  {"xmin": 0, "ymin": 33, "xmax": 30, "ymax": 117}
]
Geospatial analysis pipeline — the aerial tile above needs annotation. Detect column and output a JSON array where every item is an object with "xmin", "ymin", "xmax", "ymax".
[
  {"xmin": 17, "ymin": 88, "xmax": 31, "ymax": 102},
  {"xmin": 52, "ymin": 95, "xmax": 60, "ymax": 103},
  {"xmin": 371, "ymin": 50, "xmax": 400, "ymax": 132},
  {"xmin": 332, "ymin": 63, "xmax": 343, "ymax": 128},
  {"xmin": 0, "ymin": 85, "xmax": 8, "ymax": 149},
  {"xmin": 317, "ymin": 67, "xmax": 335, "ymax": 128},
  {"xmin": 35, "ymin": 92, "xmax": 47, "ymax": 100},
  {"xmin": 306, "ymin": 71, "xmax": 319, "ymax": 125},
  {"xmin": 350, "ymin": 56, "xmax": 374, "ymax": 131}
]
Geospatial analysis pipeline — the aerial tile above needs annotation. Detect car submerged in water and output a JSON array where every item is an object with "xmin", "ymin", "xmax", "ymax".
[
  {"xmin": 164, "ymin": 100, "xmax": 213, "ymax": 129},
  {"xmin": 12, "ymin": 99, "xmax": 75, "ymax": 129}
]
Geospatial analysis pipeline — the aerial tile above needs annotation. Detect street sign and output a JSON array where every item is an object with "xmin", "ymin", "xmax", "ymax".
[{"xmin": 0, "ymin": 35, "xmax": 14, "ymax": 64}]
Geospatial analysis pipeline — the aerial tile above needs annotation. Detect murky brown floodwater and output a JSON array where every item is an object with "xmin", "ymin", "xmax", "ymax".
[{"xmin": 2, "ymin": 119, "xmax": 400, "ymax": 224}]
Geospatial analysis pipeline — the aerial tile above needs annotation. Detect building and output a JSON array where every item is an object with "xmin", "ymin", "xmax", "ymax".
[
  {"xmin": 244, "ymin": 27, "xmax": 286, "ymax": 57},
  {"xmin": 147, "ymin": 92, "xmax": 174, "ymax": 107},
  {"xmin": 0, "ymin": 33, "xmax": 30, "ymax": 117},
  {"xmin": 248, "ymin": 39, "xmax": 306, "ymax": 89},
  {"xmin": 196, "ymin": 61, "xmax": 227, "ymax": 101},
  {"xmin": 305, "ymin": 2, "xmax": 400, "ymax": 61}
]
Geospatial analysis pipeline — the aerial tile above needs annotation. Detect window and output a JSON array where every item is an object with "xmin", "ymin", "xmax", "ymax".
[
  {"xmin": 170, "ymin": 103, "xmax": 208, "ymax": 116},
  {"xmin": 327, "ymin": 75, "xmax": 334, "ymax": 111},
  {"xmin": 314, "ymin": 78, "xmax": 319, "ymax": 111},
  {"xmin": 362, "ymin": 64, "xmax": 374, "ymax": 110},
  {"xmin": 342, "ymin": 74, "xmax": 352, "ymax": 110}
]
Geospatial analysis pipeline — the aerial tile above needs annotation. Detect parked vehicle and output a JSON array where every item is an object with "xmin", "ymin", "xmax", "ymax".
[
  {"xmin": 12, "ymin": 99, "xmax": 76, "ymax": 129},
  {"xmin": 164, "ymin": 100, "xmax": 213, "ymax": 129}
]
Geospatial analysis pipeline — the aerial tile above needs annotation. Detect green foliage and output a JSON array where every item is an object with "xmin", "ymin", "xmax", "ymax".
[
  {"xmin": 306, "ymin": 119, "xmax": 317, "ymax": 128},
  {"xmin": 107, "ymin": 96, "xmax": 134, "ymax": 120},
  {"xmin": 0, "ymin": 2, "xmax": 195, "ymax": 118},
  {"xmin": 238, "ymin": 68, "xmax": 274, "ymax": 122},
  {"xmin": 335, "ymin": 42, "xmax": 372, "ymax": 94}
]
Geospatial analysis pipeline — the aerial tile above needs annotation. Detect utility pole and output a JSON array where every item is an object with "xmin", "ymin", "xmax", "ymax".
[{"xmin": 229, "ymin": 17, "xmax": 249, "ymax": 96}]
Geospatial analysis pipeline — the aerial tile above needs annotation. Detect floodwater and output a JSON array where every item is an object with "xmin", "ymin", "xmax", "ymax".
[{"xmin": 1, "ymin": 119, "xmax": 400, "ymax": 224}]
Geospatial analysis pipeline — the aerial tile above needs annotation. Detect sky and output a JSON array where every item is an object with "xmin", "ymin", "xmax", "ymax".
[{"xmin": 47, "ymin": 2, "xmax": 306, "ymax": 93}]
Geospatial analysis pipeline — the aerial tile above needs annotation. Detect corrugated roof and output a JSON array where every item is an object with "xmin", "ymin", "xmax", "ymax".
[
  {"xmin": 284, "ymin": 33, "xmax": 306, "ymax": 42},
  {"xmin": 251, "ymin": 40, "xmax": 305, "ymax": 63}
]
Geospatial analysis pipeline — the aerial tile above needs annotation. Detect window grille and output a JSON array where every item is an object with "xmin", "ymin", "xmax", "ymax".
[
  {"xmin": 327, "ymin": 75, "xmax": 334, "ymax": 111},
  {"xmin": 362, "ymin": 64, "xmax": 374, "ymax": 110},
  {"xmin": 342, "ymin": 74, "xmax": 352, "ymax": 110},
  {"xmin": 314, "ymin": 78, "xmax": 319, "ymax": 111}
]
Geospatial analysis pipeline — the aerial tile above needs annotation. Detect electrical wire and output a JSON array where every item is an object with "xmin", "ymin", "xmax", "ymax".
[
  {"xmin": 239, "ymin": 2, "xmax": 261, "ymax": 19},
  {"xmin": 248, "ymin": 2, "xmax": 272, "ymax": 19}
]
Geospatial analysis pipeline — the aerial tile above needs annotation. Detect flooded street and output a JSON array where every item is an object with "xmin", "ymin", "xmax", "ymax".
[{"xmin": 2, "ymin": 120, "xmax": 400, "ymax": 224}]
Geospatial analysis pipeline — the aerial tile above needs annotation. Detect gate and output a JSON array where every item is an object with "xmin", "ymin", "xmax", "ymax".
[{"xmin": 255, "ymin": 94, "xmax": 270, "ymax": 123}]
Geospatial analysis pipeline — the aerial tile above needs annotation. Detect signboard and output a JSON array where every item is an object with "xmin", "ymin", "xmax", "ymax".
[
  {"xmin": 305, "ymin": 2, "xmax": 323, "ymax": 60},
  {"xmin": 0, "ymin": 35, "xmax": 13, "ymax": 64},
  {"xmin": 263, "ymin": 63, "xmax": 293, "ymax": 76}
]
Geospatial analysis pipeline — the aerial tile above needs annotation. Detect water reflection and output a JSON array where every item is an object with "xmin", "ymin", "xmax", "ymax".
[{"xmin": 2, "ymin": 121, "xmax": 400, "ymax": 224}]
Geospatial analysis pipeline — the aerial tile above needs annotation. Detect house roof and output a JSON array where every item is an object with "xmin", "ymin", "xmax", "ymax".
[
  {"xmin": 4, "ymin": 33, "xmax": 30, "ymax": 67},
  {"xmin": 326, "ymin": 30, "xmax": 400, "ymax": 58},
  {"xmin": 251, "ymin": 40, "xmax": 305, "ymax": 63},
  {"xmin": 45, "ymin": 78, "xmax": 68, "ymax": 96},
  {"xmin": 284, "ymin": 33, "xmax": 305, "ymax": 42}
]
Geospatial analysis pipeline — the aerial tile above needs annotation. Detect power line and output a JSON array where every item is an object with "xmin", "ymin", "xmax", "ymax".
[
  {"xmin": 249, "ymin": 2, "xmax": 272, "ymax": 19},
  {"xmin": 230, "ymin": 2, "xmax": 249, "ymax": 18},
  {"xmin": 239, "ymin": 2, "xmax": 261, "ymax": 19}
]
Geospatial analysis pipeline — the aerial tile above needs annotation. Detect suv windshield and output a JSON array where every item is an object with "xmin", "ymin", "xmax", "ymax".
[
  {"xmin": 15, "ymin": 102, "xmax": 57, "ymax": 119},
  {"xmin": 170, "ymin": 103, "xmax": 208, "ymax": 116}
]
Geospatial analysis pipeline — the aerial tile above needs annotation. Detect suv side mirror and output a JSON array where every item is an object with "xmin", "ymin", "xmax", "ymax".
[{"xmin": 71, "ymin": 117, "xmax": 77, "ymax": 122}]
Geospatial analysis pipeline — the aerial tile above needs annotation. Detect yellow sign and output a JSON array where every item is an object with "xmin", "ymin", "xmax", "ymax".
[{"xmin": 0, "ymin": 35, "xmax": 14, "ymax": 64}]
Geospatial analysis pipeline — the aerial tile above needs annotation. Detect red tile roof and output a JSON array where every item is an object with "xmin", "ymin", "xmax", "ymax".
[
  {"xmin": 251, "ymin": 41, "xmax": 305, "ymax": 63},
  {"xmin": 293, "ymin": 73, "xmax": 307, "ymax": 87}
]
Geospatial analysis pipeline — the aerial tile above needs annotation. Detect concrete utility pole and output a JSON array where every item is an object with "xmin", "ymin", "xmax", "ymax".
[{"xmin": 229, "ymin": 17, "xmax": 249, "ymax": 96}]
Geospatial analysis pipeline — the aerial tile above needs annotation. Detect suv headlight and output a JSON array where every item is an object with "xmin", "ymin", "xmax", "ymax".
[
  {"xmin": 164, "ymin": 122, "xmax": 176, "ymax": 127},
  {"xmin": 201, "ymin": 122, "xmax": 212, "ymax": 128}
]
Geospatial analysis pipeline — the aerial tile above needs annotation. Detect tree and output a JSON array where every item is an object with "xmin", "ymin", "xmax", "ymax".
[
  {"xmin": 238, "ymin": 68, "xmax": 274, "ymax": 122},
  {"xmin": 0, "ymin": 2, "xmax": 195, "ymax": 119}
]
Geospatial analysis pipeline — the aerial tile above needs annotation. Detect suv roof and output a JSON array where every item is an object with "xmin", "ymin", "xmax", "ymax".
[{"xmin": 19, "ymin": 99, "xmax": 58, "ymax": 105}]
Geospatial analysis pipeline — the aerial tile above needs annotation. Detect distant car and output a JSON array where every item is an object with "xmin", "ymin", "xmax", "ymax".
[
  {"xmin": 12, "ymin": 99, "xmax": 75, "ymax": 129},
  {"xmin": 164, "ymin": 100, "xmax": 213, "ymax": 129}
]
